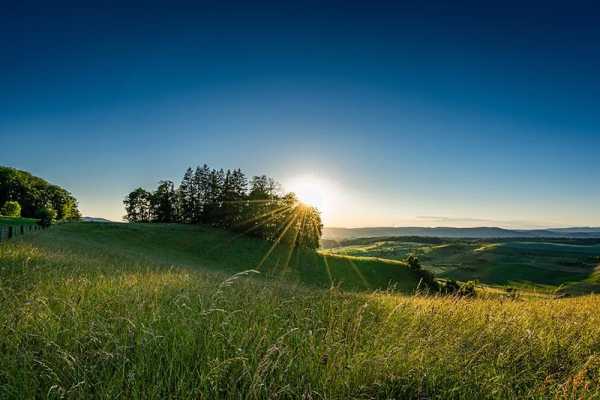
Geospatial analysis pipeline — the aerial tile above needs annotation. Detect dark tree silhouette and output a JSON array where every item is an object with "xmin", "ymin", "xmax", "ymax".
[
  {"xmin": 177, "ymin": 168, "xmax": 195, "ymax": 223},
  {"xmin": 123, "ymin": 188, "xmax": 152, "ymax": 223},
  {"xmin": 123, "ymin": 165, "xmax": 323, "ymax": 248},
  {"xmin": 151, "ymin": 181, "xmax": 177, "ymax": 223}
]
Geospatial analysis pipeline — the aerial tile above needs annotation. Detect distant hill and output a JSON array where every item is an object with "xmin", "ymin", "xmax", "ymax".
[
  {"xmin": 323, "ymin": 226, "xmax": 600, "ymax": 241},
  {"xmin": 81, "ymin": 216, "xmax": 113, "ymax": 223}
]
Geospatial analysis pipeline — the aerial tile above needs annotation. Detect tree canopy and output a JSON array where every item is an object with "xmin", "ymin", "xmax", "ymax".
[
  {"xmin": 124, "ymin": 165, "xmax": 323, "ymax": 249},
  {"xmin": 0, "ymin": 201, "xmax": 21, "ymax": 217},
  {"xmin": 0, "ymin": 166, "xmax": 81, "ymax": 221}
]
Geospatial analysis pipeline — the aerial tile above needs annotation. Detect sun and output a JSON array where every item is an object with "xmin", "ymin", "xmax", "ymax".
[{"xmin": 284, "ymin": 175, "xmax": 333, "ymax": 213}]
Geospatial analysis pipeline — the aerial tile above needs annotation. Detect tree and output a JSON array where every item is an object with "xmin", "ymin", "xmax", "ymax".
[
  {"xmin": 36, "ymin": 207, "xmax": 56, "ymax": 227},
  {"xmin": 405, "ymin": 255, "xmax": 438, "ymax": 291},
  {"xmin": 202, "ymin": 168, "xmax": 225, "ymax": 225},
  {"xmin": 151, "ymin": 181, "xmax": 177, "ymax": 222},
  {"xmin": 177, "ymin": 168, "xmax": 195, "ymax": 223},
  {"xmin": 193, "ymin": 165, "xmax": 211, "ymax": 223},
  {"xmin": 0, "ymin": 166, "xmax": 80, "ymax": 219},
  {"xmin": 294, "ymin": 203, "xmax": 323, "ymax": 248},
  {"xmin": 406, "ymin": 255, "xmax": 421, "ymax": 272},
  {"xmin": 1, "ymin": 201, "xmax": 21, "ymax": 217},
  {"xmin": 229, "ymin": 168, "xmax": 248, "ymax": 228},
  {"xmin": 124, "ymin": 166, "xmax": 323, "ymax": 249},
  {"xmin": 123, "ymin": 188, "xmax": 152, "ymax": 222}
]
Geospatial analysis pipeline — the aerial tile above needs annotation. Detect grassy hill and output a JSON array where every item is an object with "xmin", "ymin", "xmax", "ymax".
[
  {"xmin": 326, "ymin": 237, "xmax": 600, "ymax": 294},
  {"xmin": 2, "ymin": 223, "xmax": 600, "ymax": 398},
  {"xmin": 30, "ymin": 222, "xmax": 419, "ymax": 292}
]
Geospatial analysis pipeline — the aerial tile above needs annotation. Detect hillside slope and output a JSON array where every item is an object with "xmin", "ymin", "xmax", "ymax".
[
  {"xmin": 19, "ymin": 222, "xmax": 419, "ymax": 292},
  {"xmin": 2, "ymin": 222, "xmax": 600, "ymax": 398}
]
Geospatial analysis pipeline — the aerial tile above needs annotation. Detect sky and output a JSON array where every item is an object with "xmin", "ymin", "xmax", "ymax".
[{"xmin": 1, "ymin": 1, "xmax": 599, "ymax": 227}]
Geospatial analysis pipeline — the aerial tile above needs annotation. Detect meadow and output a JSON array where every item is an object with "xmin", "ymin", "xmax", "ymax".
[
  {"xmin": 2, "ymin": 223, "xmax": 600, "ymax": 399},
  {"xmin": 327, "ymin": 237, "xmax": 600, "ymax": 295},
  {"xmin": 0, "ymin": 217, "xmax": 41, "ymax": 242}
]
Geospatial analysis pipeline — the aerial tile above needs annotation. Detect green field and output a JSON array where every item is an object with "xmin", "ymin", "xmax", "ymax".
[
  {"xmin": 2, "ymin": 223, "xmax": 600, "ymax": 398},
  {"xmin": 327, "ymin": 238, "xmax": 600, "ymax": 295}
]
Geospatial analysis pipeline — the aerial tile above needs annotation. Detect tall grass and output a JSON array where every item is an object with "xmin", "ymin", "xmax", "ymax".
[{"xmin": 1, "ymin": 224, "xmax": 599, "ymax": 399}]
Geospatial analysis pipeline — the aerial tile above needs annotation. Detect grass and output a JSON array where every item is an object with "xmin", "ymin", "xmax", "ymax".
[
  {"xmin": 2, "ymin": 223, "xmax": 600, "ymax": 398},
  {"xmin": 0, "ymin": 217, "xmax": 41, "ymax": 242},
  {"xmin": 327, "ymin": 238, "xmax": 600, "ymax": 295},
  {"xmin": 40, "ymin": 222, "xmax": 419, "ymax": 292}
]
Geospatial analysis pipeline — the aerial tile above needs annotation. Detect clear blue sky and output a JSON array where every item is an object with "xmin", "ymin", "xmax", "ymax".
[{"xmin": 1, "ymin": 1, "xmax": 599, "ymax": 227}]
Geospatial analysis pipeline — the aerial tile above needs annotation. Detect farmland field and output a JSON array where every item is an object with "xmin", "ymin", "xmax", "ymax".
[{"xmin": 2, "ymin": 223, "xmax": 600, "ymax": 398}]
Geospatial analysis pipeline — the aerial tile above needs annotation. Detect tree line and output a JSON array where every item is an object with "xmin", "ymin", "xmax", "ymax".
[
  {"xmin": 124, "ymin": 165, "xmax": 323, "ymax": 248},
  {"xmin": 0, "ymin": 166, "xmax": 81, "ymax": 224}
]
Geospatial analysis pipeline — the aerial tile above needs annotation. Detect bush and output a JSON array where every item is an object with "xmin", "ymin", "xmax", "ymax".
[
  {"xmin": 440, "ymin": 279, "xmax": 461, "ymax": 294},
  {"xmin": 505, "ymin": 287, "xmax": 520, "ymax": 300},
  {"xmin": 36, "ymin": 207, "xmax": 57, "ymax": 227},
  {"xmin": 0, "ymin": 201, "xmax": 21, "ymax": 217},
  {"xmin": 458, "ymin": 280, "xmax": 477, "ymax": 298},
  {"xmin": 406, "ymin": 255, "xmax": 421, "ymax": 272},
  {"xmin": 440, "ymin": 279, "xmax": 477, "ymax": 298},
  {"xmin": 406, "ymin": 255, "xmax": 439, "ymax": 291}
]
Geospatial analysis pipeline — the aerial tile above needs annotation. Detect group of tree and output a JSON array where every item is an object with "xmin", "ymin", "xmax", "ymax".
[
  {"xmin": 0, "ymin": 166, "xmax": 80, "ymax": 225},
  {"xmin": 124, "ymin": 165, "xmax": 323, "ymax": 248},
  {"xmin": 406, "ymin": 255, "xmax": 476, "ymax": 297}
]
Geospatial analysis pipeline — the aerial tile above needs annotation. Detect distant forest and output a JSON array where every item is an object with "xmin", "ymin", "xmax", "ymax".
[
  {"xmin": 124, "ymin": 165, "xmax": 323, "ymax": 248},
  {"xmin": 0, "ymin": 166, "xmax": 81, "ymax": 221}
]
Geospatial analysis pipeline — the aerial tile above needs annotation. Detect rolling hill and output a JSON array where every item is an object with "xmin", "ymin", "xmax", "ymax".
[
  {"xmin": 2, "ymin": 222, "xmax": 600, "ymax": 398},
  {"xmin": 326, "ymin": 237, "xmax": 600, "ymax": 294},
  {"xmin": 323, "ymin": 226, "xmax": 600, "ymax": 241},
  {"xmin": 7, "ymin": 222, "xmax": 419, "ymax": 292}
]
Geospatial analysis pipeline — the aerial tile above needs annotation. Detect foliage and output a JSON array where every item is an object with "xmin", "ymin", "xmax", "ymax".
[
  {"xmin": 405, "ymin": 255, "xmax": 438, "ymax": 291},
  {"xmin": 124, "ymin": 165, "xmax": 323, "ymax": 249},
  {"xmin": 438, "ymin": 279, "xmax": 477, "ymax": 297},
  {"xmin": 0, "ymin": 166, "xmax": 80, "ymax": 221},
  {"xmin": 123, "ymin": 188, "xmax": 152, "ymax": 223},
  {"xmin": 36, "ymin": 207, "xmax": 56, "ymax": 227},
  {"xmin": 2, "ymin": 222, "xmax": 600, "ymax": 399},
  {"xmin": 505, "ymin": 287, "xmax": 520, "ymax": 300},
  {"xmin": 151, "ymin": 181, "xmax": 177, "ymax": 223},
  {"xmin": 0, "ymin": 200, "xmax": 21, "ymax": 217}
]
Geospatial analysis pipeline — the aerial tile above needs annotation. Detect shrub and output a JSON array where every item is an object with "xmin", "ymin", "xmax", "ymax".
[
  {"xmin": 36, "ymin": 207, "xmax": 57, "ymax": 227},
  {"xmin": 406, "ymin": 255, "xmax": 439, "ymax": 291},
  {"xmin": 406, "ymin": 255, "xmax": 421, "ymax": 272},
  {"xmin": 458, "ymin": 280, "xmax": 477, "ymax": 298},
  {"xmin": 1, "ymin": 201, "xmax": 21, "ymax": 217},
  {"xmin": 440, "ymin": 279, "xmax": 477, "ymax": 297},
  {"xmin": 440, "ymin": 279, "xmax": 461, "ymax": 294},
  {"xmin": 505, "ymin": 287, "xmax": 520, "ymax": 300}
]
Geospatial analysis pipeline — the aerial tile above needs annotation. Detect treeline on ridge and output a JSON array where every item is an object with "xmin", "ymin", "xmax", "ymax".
[
  {"xmin": 0, "ymin": 166, "xmax": 81, "ymax": 222},
  {"xmin": 124, "ymin": 165, "xmax": 323, "ymax": 248}
]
